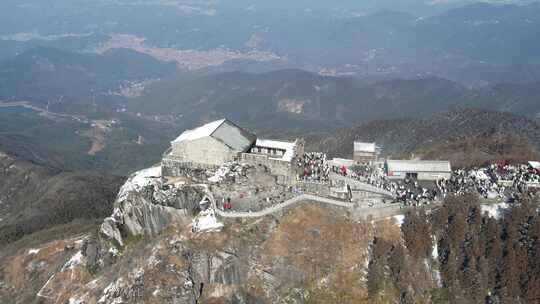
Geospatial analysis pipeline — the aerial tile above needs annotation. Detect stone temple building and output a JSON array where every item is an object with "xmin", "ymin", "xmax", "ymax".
[
  {"xmin": 162, "ymin": 118, "xmax": 304, "ymax": 183},
  {"xmin": 163, "ymin": 119, "xmax": 256, "ymax": 169}
]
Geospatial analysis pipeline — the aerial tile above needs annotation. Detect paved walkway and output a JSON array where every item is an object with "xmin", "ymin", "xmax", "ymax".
[
  {"xmin": 214, "ymin": 193, "xmax": 420, "ymax": 220},
  {"xmin": 215, "ymin": 194, "xmax": 355, "ymax": 218},
  {"xmin": 211, "ymin": 190, "xmax": 504, "ymax": 221}
]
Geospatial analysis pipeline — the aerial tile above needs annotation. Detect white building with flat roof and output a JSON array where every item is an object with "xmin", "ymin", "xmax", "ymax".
[
  {"xmin": 385, "ymin": 160, "xmax": 452, "ymax": 181},
  {"xmin": 250, "ymin": 139, "xmax": 300, "ymax": 162}
]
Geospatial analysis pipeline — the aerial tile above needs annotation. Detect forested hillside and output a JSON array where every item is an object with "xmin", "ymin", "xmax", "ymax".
[
  {"xmin": 0, "ymin": 151, "xmax": 123, "ymax": 245},
  {"xmin": 0, "ymin": 106, "xmax": 175, "ymax": 175},
  {"xmin": 307, "ymin": 108, "xmax": 540, "ymax": 167},
  {"xmin": 374, "ymin": 195, "xmax": 540, "ymax": 303}
]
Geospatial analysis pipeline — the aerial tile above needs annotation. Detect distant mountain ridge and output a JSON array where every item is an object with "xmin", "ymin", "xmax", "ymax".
[
  {"xmin": 0, "ymin": 47, "xmax": 176, "ymax": 110},
  {"xmin": 1, "ymin": 2, "xmax": 540, "ymax": 81},
  {"xmin": 306, "ymin": 108, "xmax": 540, "ymax": 166},
  {"xmin": 133, "ymin": 69, "xmax": 540, "ymax": 132},
  {"xmin": 445, "ymin": 64, "xmax": 540, "ymax": 87}
]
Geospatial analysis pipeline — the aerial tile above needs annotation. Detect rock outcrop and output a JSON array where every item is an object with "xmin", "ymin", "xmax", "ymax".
[{"xmin": 100, "ymin": 166, "xmax": 204, "ymax": 246}]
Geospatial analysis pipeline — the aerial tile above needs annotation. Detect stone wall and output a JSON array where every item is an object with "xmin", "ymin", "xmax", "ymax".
[
  {"xmin": 162, "ymin": 156, "xmax": 218, "ymax": 178},
  {"xmin": 240, "ymin": 153, "xmax": 296, "ymax": 184},
  {"xmin": 295, "ymin": 181, "xmax": 332, "ymax": 197},
  {"xmin": 388, "ymin": 171, "xmax": 451, "ymax": 181},
  {"xmin": 353, "ymin": 151, "xmax": 377, "ymax": 163}
]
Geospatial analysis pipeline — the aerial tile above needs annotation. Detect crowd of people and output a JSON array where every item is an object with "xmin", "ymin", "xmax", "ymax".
[
  {"xmin": 348, "ymin": 162, "xmax": 540, "ymax": 206},
  {"xmin": 213, "ymin": 149, "xmax": 540, "ymax": 208},
  {"xmin": 296, "ymin": 152, "xmax": 330, "ymax": 182},
  {"xmin": 436, "ymin": 164, "xmax": 540, "ymax": 202}
]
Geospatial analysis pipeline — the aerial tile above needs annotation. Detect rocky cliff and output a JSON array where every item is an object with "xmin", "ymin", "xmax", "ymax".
[{"xmin": 100, "ymin": 166, "xmax": 205, "ymax": 247}]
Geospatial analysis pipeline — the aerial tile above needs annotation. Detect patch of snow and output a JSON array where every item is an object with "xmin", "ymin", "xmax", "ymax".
[
  {"xmin": 192, "ymin": 209, "xmax": 223, "ymax": 232},
  {"xmin": 62, "ymin": 251, "xmax": 85, "ymax": 271},
  {"xmin": 172, "ymin": 119, "xmax": 225, "ymax": 143},
  {"xmin": 28, "ymin": 248, "xmax": 40, "ymax": 255},
  {"xmin": 432, "ymin": 242, "xmax": 438, "ymax": 260},
  {"xmin": 481, "ymin": 203, "xmax": 509, "ymax": 219},
  {"xmin": 68, "ymin": 298, "xmax": 85, "ymax": 304},
  {"xmin": 117, "ymin": 166, "xmax": 161, "ymax": 201},
  {"xmin": 86, "ymin": 278, "xmax": 101, "ymax": 289},
  {"xmin": 393, "ymin": 214, "xmax": 405, "ymax": 227},
  {"xmin": 208, "ymin": 163, "xmax": 233, "ymax": 183},
  {"xmin": 109, "ymin": 246, "xmax": 119, "ymax": 257},
  {"xmin": 207, "ymin": 162, "xmax": 249, "ymax": 183}
]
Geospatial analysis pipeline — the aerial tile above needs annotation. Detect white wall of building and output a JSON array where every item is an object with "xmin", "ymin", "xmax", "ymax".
[{"xmin": 171, "ymin": 136, "xmax": 236, "ymax": 166}]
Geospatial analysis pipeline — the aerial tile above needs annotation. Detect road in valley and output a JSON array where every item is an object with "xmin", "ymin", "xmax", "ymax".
[{"xmin": 0, "ymin": 101, "xmax": 88, "ymax": 122}]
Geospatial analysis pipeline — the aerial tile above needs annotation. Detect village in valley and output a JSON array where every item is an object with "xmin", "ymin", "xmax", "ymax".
[{"xmin": 120, "ymin": 118, "xmax": 540, "ymax": 233}]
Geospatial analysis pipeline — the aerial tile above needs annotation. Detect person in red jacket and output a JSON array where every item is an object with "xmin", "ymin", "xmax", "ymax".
[
  {"xmin": 224, "ymin": 197, "xmax": 232, "ymax": 210},
  {"xmin": 340, "ymin": 165, "xmax": 347, "ymax": 176}
]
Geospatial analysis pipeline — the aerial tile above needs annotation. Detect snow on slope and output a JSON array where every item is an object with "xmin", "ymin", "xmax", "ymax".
[
  {"xmin": 393, "ymin": 214, "xmax": 405, "ymax": 227},
  {"xmin": 481, "ymin": 203, "xmax": 509, "ymax": 219},
  {"xmin": 192, "ymin": 209, "xmax": 223, "ymax": 232},
  {"xmin": 172, "ymin": 119, "xmax": 225, "ymax": 143},
  {"xmin": 62, "ymin": 251, "xmax": 85, "ymax": 271},
  {"xmin": 117, "ymin": 166, "xmax": 161, "ymax": 201}
]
